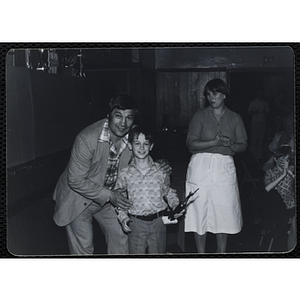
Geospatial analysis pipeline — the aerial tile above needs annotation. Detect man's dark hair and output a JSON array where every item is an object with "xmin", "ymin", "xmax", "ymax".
[
  {"xmin": 107, "ymin": 94, "xmax": 139, "ymax": 117},
  {"xmin": 128, "ymin": 125, "xmax": 154, "ymax": 145}
]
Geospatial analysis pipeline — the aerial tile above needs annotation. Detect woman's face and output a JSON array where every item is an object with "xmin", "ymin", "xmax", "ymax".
[{"xmin": 206, "ymin": 90, "xmax": 226, "ymax": 109}]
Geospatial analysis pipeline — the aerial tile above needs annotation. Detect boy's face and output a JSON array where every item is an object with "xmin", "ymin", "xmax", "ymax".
[{"xmin": 131, "ymin": 133, "xmax": 153, "ymax": 160}]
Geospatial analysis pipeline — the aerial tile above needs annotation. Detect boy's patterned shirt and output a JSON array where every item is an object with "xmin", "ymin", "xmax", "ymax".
[
  {"xmin": 115, "ymin": 156, "xmax": 179, "ymax": 216},
  {"xmin": 265, "ymin": 166, "xmax": 295, "ymax": 209}
]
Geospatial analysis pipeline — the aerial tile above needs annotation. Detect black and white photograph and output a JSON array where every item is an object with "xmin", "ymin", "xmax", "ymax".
[
  {"xmin": 6, "ymin": 45, "xmax": 297, "ymax": 257},
  {"xmin": 1, "ymin": 0, "xmax": 300, "ymax": 297}
]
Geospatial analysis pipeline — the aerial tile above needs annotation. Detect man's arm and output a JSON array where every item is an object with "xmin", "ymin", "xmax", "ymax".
[
  {"xmin": 67, "ymin": 135, "xmax": 111, "ymax": 205},
  {"xmin": 68, "ymin": 134, "xmax": 131, "ymax": 209},
  {"xmin": 112, "ymin": 171, "xmax": 132, "ymax": 209}
]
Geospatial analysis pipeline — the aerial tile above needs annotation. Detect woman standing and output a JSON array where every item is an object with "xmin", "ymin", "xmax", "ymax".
[{"xmin": 185, "ymin": 79, "xmax": 248, "ymax": 253}]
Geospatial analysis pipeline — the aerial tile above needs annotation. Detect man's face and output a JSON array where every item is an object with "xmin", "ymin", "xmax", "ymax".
[{"xmin": 108, "ymin": 108, "xmax": 135, "ymax": 139}]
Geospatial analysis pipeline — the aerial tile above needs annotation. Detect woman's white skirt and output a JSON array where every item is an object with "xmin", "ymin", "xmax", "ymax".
[{"xmin": 184, "ymin": 153, "xmax": 243, "ymax": 235}]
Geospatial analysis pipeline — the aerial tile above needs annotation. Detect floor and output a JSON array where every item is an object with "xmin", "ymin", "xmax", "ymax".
[{"xmin": 7, "ymin": 151, "xmax": 293, "ymax": 257}]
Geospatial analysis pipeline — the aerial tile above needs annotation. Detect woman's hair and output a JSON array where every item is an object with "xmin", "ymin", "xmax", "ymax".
[
  {"xmin": 273, "ymin": 146, "xmax": 292, "ymax": 160},
  {"xmin": 128, "ymin": 125, "xmax": 154, "ymax": 145},
  {"xmin": 204, "ymin": 78, "xmax": 230, "ymax": 99},
  {"xmin": 107, "ymin": 94, "xmax": 139, "ymax": 117}
]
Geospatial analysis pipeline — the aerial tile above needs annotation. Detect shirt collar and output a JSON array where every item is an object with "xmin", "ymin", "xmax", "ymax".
[
  {"xmin": 129, "ymin": 156, "xmax": 157, "ymax": 170},
  {"xmin": 208, "ymin": 105, "xmax": 228, "ymax": 116}
]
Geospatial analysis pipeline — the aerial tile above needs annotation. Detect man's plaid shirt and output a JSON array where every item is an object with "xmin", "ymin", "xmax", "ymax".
[{"xmin": 98, "ymin": 119, "xmax": 130, "ymax": 190}]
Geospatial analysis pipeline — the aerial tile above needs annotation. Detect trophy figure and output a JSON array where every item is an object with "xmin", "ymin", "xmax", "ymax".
[{"xmin": 168, "ymin": 188, "xmax": 199, "ymax": 220}]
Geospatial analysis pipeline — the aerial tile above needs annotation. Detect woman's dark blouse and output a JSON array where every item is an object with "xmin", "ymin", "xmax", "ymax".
[{"xmin": 187, "ymin": 106, "xmax": 247, "ymax": 156}]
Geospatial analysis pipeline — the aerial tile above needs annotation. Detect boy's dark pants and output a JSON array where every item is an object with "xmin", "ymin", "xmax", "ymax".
[{"xmin": 128, "ymin": 216, "xmax": 166, "ymax": 254}]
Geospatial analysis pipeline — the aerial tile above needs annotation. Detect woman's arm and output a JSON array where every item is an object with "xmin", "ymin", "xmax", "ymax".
[
  {"xmin": 229, "ymin": 142, "xmax": 248, "ymax": 154},
  {"xmin": 187, "ymin": 132, "xmax": 223, "ymax": 153},
  {"xmin": 186, "ymin": 111, "xmax": 223, "ymax": 153},
  {"xmin": 229, "ymin": 116, "xmax": 248, "ymax": 153}
]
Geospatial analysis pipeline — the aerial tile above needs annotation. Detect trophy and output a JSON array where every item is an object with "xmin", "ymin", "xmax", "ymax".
[{"xmin": 168, "ymin": 188, "xmax": 199, "ymax": 220}]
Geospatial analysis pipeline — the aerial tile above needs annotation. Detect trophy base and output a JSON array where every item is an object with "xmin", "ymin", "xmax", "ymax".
[{"xmin": 162, "ymin": 216, "xmax": 178, "ymax": 225}]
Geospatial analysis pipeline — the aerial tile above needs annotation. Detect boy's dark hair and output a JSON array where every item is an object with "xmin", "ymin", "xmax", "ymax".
[
  {"xmin": 107, "ymin": 94, "xmax": 139, "ymax": 117},
  {"xmin": 128, "ymin": 125, "xmax": 154, "ymax": 145},
  {"xmin": 204, "ymin": 78, "xmax": 230, "ymax": 99},
  {"xmin": 273, "ymin": 146, "xmax": 292, "ymax": 159}
]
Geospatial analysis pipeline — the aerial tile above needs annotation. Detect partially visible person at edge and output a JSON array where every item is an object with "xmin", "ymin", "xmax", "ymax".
[
  {"xmin": 52, "ymin": 94, "xmax": 171, "ymax": 255},
  {"xmin": 263, "ymin": 112, "xmax": 294, "ymax": 171},
  {"xmin": 264, "ymin": 146, "xmax": 295, "ymax": 250},
  {"xmin": 184, "ymin": 78, "xmax": 248, "ymax": 253}
]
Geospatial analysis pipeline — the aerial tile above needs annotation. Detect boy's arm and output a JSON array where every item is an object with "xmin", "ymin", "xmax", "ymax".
[
  {"xmin": 264, "ymin": 169, "xmax": 287, "ymax": 192},
  {"xmin": 287, "ymin": 170, "xmax": 295, "ymax": 179},
  {"xmin": 287, "ymin": 166, "xmax": 295, "ymax": 179},
  {"xmin": 162, "ymin": 174, "xmax": 180, "ymax": 209}
]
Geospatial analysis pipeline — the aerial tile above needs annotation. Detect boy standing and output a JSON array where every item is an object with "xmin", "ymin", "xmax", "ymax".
[{"xmin": 115, "ymin": 126, "xmax": 180, "ymax": 254}]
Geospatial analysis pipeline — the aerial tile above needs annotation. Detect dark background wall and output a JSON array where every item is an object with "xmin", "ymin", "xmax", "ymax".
[
  {"xmin": 6, "ymin": 46, "xmax": 294, "ymax": 208},
  {"xmin": 155, "ymin": 47, "xmax": 294, "ymax": 69}
]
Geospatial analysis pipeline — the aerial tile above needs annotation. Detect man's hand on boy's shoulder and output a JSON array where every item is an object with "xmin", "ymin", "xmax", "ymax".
[{"xmin": 156, "ymin": 159, "xmax": 172, "ymax": 175}]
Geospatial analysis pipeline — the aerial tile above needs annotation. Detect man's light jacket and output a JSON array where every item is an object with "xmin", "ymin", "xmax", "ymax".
[{"xmin": 53, "ymin": 119, "xmax": 132, "ymax": 227}]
